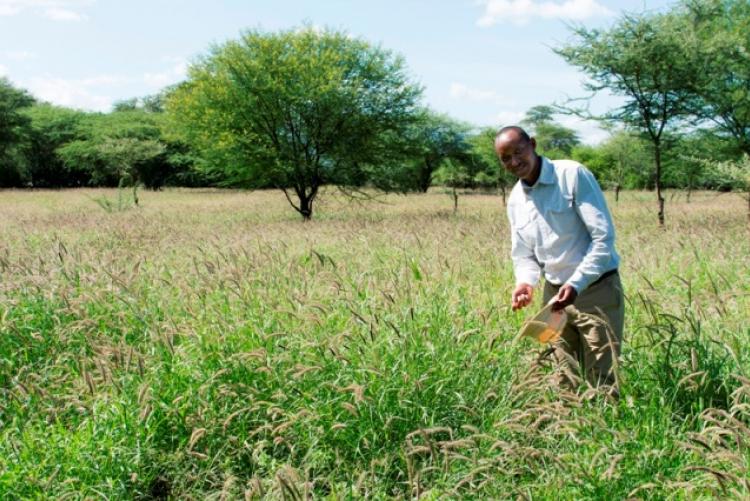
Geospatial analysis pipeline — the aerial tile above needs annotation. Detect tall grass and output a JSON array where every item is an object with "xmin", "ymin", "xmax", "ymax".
[{"xmin": 0, "ymin": 188, "xmax": 748, "ymax": 498}]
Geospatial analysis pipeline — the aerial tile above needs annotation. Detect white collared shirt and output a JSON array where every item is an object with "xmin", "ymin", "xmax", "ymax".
[{"xmin": 506, "ymin": 157, "xmax": 620, "ymax": 293}]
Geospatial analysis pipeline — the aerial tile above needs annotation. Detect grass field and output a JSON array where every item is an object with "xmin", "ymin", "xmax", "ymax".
[{"xmin": 0, "ymin": 188, "xmax": 748, "ymax": 499}]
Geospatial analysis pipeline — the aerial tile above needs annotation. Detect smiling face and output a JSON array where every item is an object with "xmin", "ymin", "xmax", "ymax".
[{"xmin": 494, "ymin": 129, "xmax": 540, "ymax": 184}]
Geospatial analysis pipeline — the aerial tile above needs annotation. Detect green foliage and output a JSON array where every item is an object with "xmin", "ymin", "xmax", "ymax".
[
  {"xmin": 695, "ymin": 153, "xmax": 750, "ymax": 220},
  {"xmin": 167, "ymin": 26, "xmax": 423, "ymax": 219},
  {"xmin": 56, "ymin": 110, "xmax": 191, "ymax": 190},
  {"xmin": 0, "ymin": 78, "xmax": 35, "ymax": 186},
  {"xmin": 661, "ymin": 129, "xmax": 740, "ymax": 192},
  {"xmin": 556, "ymin": 13, "xmax": 697, "ymax": 140},
  {"xmin": 395, "ymin": 110, "xmax": 473, "ymax": 193},
  {"xmin": 678, "ymin": 0, "xmax": 750, "ymax": 155},
  {"xmin": 520, "ymin": 105, "xmax": 581, "ymax": 158},
  {"xmin": 580, "ymin": 130, "xmax": 654, "ymax": 191},
  {"xmin": 22, "ymin": 104, "xmax": 88, "ymax": 187},
  {"xmin": 433, "ymin": 159, "xmax": 470, "ymax": 212},
  {"xmin": 465, "ymin": 127, "xmax": 516, "ymax": 202},
  {"xmin": 556, "ymin": 9, "xmax": 700, "ymax": 223}
]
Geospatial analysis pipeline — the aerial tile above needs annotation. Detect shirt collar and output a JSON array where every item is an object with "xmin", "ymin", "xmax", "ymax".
[{"xmin": 521, "ymin": 156, "xmax": 554, "ymax": 191}]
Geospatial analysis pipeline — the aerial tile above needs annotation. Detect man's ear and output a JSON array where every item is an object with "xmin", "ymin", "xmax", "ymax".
[{"xmin": 530, "ymin": 137, "xmax": 537, "ymax": 150}]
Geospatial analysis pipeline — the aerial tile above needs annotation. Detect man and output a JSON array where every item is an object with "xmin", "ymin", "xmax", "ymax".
[{"xmin": 495, "ymin": 125, "xmax": 624, "ymax": 394}]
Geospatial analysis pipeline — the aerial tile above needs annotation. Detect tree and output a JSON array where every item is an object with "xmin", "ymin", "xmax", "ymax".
[
  {"xmin": 168, "ymin": 26, "xmax": 422, "ymax": 220},
  {"xmin": 598, "ymin": 130, "xmax": 652, "ymax": 200},
  {"xmin": 556, "ymin": 10, "xmax": 699, "ymax": 225},
  {"xmin": 467, "ymin": 127, "xmax": 516, "ymax": 205},
  {"xmin": 433, "ymin": 159, "xmax": 470, "ymax": 213},
  {"xmin": 707, "ymin": 154, "xmax": 750, "ymax": 223},
  {"xmin": 23, "ymin": 104, "xmax": 87, "ymax": 187},
  {"xmin": 0, "ymin": 78, "xmax": 35, "ymax": 186},
  {"xmin": 401, "ymin": 110, "xmax": 472, "ymax": 193},
  {"xmin": 57, "ymin": 110, "xmax": 171, "ymax": 190},
  {"xmin": 520, "ymin": 105, "xmax": 581, "ymax": 158},
  {"xmin": 661, "ymin": 128, "xmax": 738, "ymax": 200},
  {"xmin": 680, "ymin": 0, "xmax": 750, "ymax": 156},
  {"xmin": 112, "ymin": 98, "xmax": 139, "ymax": 112}
]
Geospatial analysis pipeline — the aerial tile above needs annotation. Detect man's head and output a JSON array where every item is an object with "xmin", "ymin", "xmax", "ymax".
[{"xmin": 494, "ymin": 126, "xmax": 540, "ymax": 184}]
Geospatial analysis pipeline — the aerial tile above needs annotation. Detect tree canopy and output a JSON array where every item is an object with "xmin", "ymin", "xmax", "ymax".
[
  {"xmin": 168, "ymin": 26, "xmax": 423, "ymax": 219},
  {"xmin": 556, "ymin": 10, "xmax": 699, "ymax": 224},
  {"xmin": 679, "ymin": 0, "xmax": 750, "ymax": 155},
  {"xmin": 520, "ymin": 105, "xmax": 580, "ymax": 158}
]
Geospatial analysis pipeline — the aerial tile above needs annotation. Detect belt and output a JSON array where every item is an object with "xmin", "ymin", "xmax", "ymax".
[{"xmin": 548, "ymin": 268, "xmax": 618, "ymax": 289}]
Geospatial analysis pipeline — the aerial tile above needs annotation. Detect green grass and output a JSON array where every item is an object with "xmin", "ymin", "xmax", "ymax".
[{"xmin": 0, "ymin": 188, "xmax": 748, "ymax": 499}]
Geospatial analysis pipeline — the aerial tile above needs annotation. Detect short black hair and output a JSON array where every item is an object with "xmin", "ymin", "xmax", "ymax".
[{"xmin": 496, "ymin": 125, "xmax": 530, "ymax": 143}]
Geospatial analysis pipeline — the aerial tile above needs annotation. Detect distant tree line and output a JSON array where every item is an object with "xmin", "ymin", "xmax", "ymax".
[
  {"xmin": 1, "ymin": 0, "xmax": 749, "ymax": 221},
  {"xmin": 0, "ymin": 83, "xmax": 207, "ymax": 190}
]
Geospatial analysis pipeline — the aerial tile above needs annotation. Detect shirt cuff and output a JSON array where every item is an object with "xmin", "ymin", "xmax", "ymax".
[{"xmin": 565, "ymin": 273, "xmax": 589, "ymax": 293}]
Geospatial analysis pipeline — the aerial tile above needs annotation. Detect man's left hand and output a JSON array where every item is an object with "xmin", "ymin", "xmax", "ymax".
[{"xmin": 551, "ymin": 284, "xmax": 577, "ymax": 311}]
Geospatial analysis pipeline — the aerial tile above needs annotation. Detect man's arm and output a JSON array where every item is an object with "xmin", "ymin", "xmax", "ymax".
[
  {"xmin": 509, "ymin": 212, "xmax": 541, "ymax": 310},
  {"xmin": 564, "ymin": 166, "xmax": 618, "ymax": 294}
]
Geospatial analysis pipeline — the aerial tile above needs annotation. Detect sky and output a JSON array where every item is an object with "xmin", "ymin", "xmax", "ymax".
[{"xmin": 0, "ymin": 0, "xmax": 674, "ymax": 144}]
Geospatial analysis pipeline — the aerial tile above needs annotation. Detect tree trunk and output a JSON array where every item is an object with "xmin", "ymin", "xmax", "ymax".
[
  {"xmin": 299, "ymin": 197, "xmax": 312, "ymax": 220},
  {"xmin": 452, "ymin": 187, "xmax": 458, "ymax": 214},
  {"xmin": 655, "ymin": 142, "xmax": 665, "ymax": 226},
  {"xmin": 419, "ymin": 159, "xmax": 433, "ymax": 193},
  {"xmin": 282, "ymin": 186, "xmax": 316, "ymax": 220},
  {"xmin": 615, "ymin": 184, "xmax": 621, "ymax": 203},
  {"xmin": 500, "ymin": 185, "xmax": 507, "ymax": 206}
]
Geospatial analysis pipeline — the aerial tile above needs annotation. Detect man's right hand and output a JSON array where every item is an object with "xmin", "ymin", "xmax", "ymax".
[{"xmin": 511, "ymin": 283, "xmax": 534, "ymax": 311}]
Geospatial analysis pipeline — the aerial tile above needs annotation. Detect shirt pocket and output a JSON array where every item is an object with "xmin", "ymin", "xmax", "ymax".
[
  {"xmin": 539, "ymin": 195, "xmax": 577, "ymax": 240},
  {"xmin": 513, "ymin": 211, "xmax": 537, "ymax": 249}
]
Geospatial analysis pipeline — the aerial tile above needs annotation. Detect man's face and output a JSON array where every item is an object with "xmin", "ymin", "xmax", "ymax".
[{"xmin": 494, "ymin": 131, "xmax": 537, "ymax": 182}]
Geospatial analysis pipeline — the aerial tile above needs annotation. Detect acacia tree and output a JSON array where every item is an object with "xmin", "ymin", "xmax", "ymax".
[
  {"xmin": 404, "ymin": 110, "xmax": 472, "ymax": 193},
  {"xmin": 681, "ymin": 0, "xmax": 750, "ymax": 155},
  {"xmin": 433, "ymin": 159, "xmax": 470, "ymax": 213},
  {"xmin": 556, "ymin": 11, "xmax": 698, "ymax": 225},
  {"xmin": 467, "ymin": 127, "xmax": 516, "ymax": 205},
  {"xmin": 520, "ymin": 105, "xmax": 580, "ymax": 158},
  {"xmin": 168, "ymin": 27, "xmax": 422, "ymax": 219},
  {"xmin": 599, "ymin": 129, "xmax": 651, "ymax": 201}
]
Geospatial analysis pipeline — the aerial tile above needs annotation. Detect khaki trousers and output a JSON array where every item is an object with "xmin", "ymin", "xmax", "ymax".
[{"xmin": 543, "ymin": 272, "xmax": 624, "ymax": 392}]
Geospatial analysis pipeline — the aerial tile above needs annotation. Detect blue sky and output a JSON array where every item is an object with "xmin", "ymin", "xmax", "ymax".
[{"xmin": 0, "ymin": 0, "xmax": 673, "ymax": 143}]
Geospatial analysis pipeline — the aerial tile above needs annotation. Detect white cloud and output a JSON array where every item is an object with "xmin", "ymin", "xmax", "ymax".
[
  {"xmin": 20, "ymin": 57, "xmax": 187, "ymax": 112},
  {"xmin": 477, "ymin": 0, "xmax": 614, "ymax": 27},
  {"xmin": 44, "ymin": 6, "xmax": 84, "ymax": 21},
  {"xmin": 558, "ymin": 114, "xmax": 609, "ymax": 144},
  {"xmin": 26, "ymin": 75, "xmax": 115, "ymax": 111},
  {"xmin": 79, "ymin": 74, "xmax": 125, "ymax": 86},
  {"xmin": 0, "ymin": 4, "xmax": 20, "ymax": 15},
  {"xmin": 4, "ymin": 50, "xmax": 37, "ymax": 60},
  {"xmin": 143, "ymin": 59, "xmax": 187, "ymax": 88},
  {"xmin": 493, "ymin": 110, "xmax": 525, "ymax": 126},
  {"xmin": 0, "ymin": 64, "xmax": 7, "ymax": 76},
  {"xmin": 449, "ymin": 82, "xmax": 509, "ymax": 105},
  {"xmin": 0, "ymin": 0, "xmax": 92, "ymax": 21}
]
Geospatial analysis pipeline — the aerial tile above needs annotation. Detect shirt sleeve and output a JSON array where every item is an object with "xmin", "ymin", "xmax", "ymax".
[
  {"xmin": 565, "ymin": 167, "xmax": 617, "ymax": 292},
  {"xmin": 508, "ymin": 207, "xmax": 541, "ymax": 287}
]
